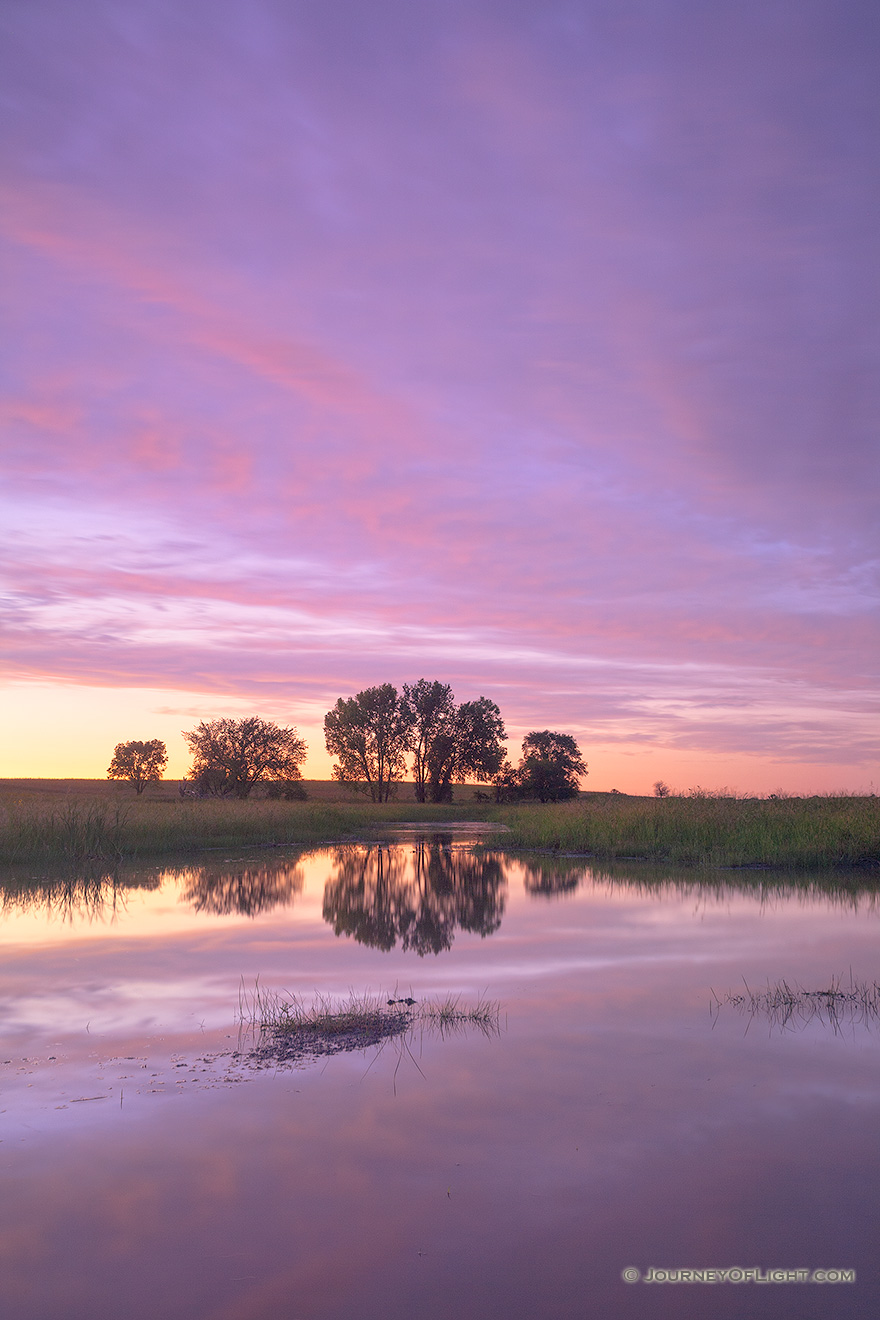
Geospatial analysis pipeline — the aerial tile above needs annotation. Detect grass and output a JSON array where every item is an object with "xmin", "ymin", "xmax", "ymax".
[
  {"xmin": 0, "ymin": 787, "xmax": 492, "ymax": 865},
  {"xmin": 238, "ymin": 985, "xmax": 501, "ymax": 1063},
  {"xmin": 492, "ymin": 793, "xmax": 880, "ymax": 869},
  {"xmin": 0, "ymin": 780, "xmax": 877, "ymax": 869},
  {"xmin": 717, "ymin": 975, "xmax": 880, "ymax": 1033}
]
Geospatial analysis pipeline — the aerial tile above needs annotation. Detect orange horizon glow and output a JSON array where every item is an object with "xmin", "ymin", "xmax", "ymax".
[{"xmin": 1, "ymin": 3, "xmax": 877, "ymax": 795}]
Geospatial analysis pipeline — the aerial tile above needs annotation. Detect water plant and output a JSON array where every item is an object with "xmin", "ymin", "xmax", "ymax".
[
  {"xmin": 237, "ymin": 984, "xmax": 501, "ymax": 1064},
  {"xmin": 715, "ymin": 975, "xmax": 880, "ymax": 1033}
]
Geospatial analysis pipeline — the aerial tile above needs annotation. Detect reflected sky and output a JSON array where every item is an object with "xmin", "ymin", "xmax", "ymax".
[{"xmin": 2, "ymin": 845, "xmax": 880, "ymax": 1317}]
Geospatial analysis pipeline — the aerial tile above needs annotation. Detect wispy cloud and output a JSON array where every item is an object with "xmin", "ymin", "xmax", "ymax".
[{"xmin": 1, "ymin": 0, "xmax": 877, "ymax": 787}]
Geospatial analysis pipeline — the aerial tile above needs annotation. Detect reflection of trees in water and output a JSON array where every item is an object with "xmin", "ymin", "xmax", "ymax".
[
  {"xmin": 176, "ymin": 859, "xmax": 304, "ymax": 916},
  {"xmin": 323, "ymin": 843, "xmax": 506, "ymax": 954},
  {"xmin": 0, "ymin": 868, "xmax": 158, "ymax": 922},
  {"xmin": 521, "ymin": 858, "xmax": 589, "ymax": 896},
  {"xmin": 587, "ymin": 863, "xmax": 880, "ymax": 912}
]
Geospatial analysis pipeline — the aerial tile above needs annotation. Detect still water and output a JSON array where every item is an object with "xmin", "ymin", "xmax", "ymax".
[{"xmin": 2, "ymin": 828, "xmax": 879, "ymax": 1318}]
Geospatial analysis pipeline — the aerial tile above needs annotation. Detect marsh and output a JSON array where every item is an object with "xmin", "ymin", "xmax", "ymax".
[{"xmin": 1, "ymin": 829, "xmax": 878, "ymax": 1318}]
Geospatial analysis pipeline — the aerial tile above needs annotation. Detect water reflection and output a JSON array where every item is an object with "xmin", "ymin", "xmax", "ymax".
[
  {"xmin": 716, "ymin": 977, "xmax": 880, "ymax": 1036},
  {"xmin": 521, "ymin": 857, "xmax": 587, "ymax": 896},
  {"xmin": 323, "ymin": 842, "xmax": 506, "ymax": 954},
  {"xmin": 0, "ymin": 868, "xmax": 158, "ymax": 921},
  {"xmin": 1, "ymin": 847, "xmax": 879, "ymax": 939},
  {"xmin": 172, "ymin": 858, "xmax": 304, "ymax": 916}
]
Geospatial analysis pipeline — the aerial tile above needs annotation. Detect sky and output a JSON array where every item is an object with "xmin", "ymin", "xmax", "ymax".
[{"xmin": 1, "ymin": 0, "xmax": 878, "ymax": 792}]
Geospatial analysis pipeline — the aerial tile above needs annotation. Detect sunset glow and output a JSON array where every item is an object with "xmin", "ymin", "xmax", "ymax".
[{"xmin": 2, "ymin": 1, "xmax": 877, "ymax": 792}]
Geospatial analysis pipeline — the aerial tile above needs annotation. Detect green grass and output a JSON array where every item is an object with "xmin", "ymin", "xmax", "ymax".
[
  {"xmin": 491, "ymin": 793, "xmax": 880, "ymax": 869},
  {"xmin": 1, "ymin": 781, "xmax": 877, "ymax": 869},
  {"xmin": 243, "ymin": 986, "xmax": 500, "ymax": 1033},
  {"xmin": 0, "ymin": 791, "xmax": 491, "ymax": 864}
]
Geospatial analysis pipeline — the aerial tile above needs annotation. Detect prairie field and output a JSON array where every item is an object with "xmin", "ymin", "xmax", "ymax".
[
  {"xmin": 0, "ymin": 779, "xmax": 877, "ymax": 869},
  {"xmin": 497, "ymin": 792, "xmax": 880, "ymax": 868}
]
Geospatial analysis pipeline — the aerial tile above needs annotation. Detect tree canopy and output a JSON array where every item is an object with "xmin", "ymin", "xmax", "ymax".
[
  {"xmin": 327, "ymin": 680, "xmax": 508, "ymax": 803},
  {"xmin": 402, "ymin": 679, "xmax": 456, "ymax": 803},
  {"xmin": 106, "ymin": 739, "xmax": 168, "ymax": 794},
  {"xmin": 182, "ymin": 717, "xmax": 307, "ymax": 799},
  {"xmin": 425, "ymin": 695, "xmax": 507, "ymax": 802},
  {"xmin": 324, "ymin": 684, "xmax": 414, "ymax": 802},
  {"xmin": 496, "ymin": 730, "xmax": 587, "ymax": 802}
]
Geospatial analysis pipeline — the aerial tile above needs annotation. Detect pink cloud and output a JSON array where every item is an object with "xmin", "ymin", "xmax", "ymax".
[{"xmin": 1, "ymin": 0, "xmax": 877, "ymax": 789}]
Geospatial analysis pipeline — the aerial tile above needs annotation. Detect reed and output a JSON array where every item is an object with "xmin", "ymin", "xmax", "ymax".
[
  {"xmin": 239, "ymin": 985, "xmax": 501, "ymax": 1059},
  {"xmin": 718, "ymin": 975, "xmax": 880, "ymax": 1032},
  {"xmin": 1, "ymin": 783, "xmax": 877, "ymax": 869},
  {"xmin": 492, "ymin": 793, "xmax": 880, "ymax": 868},
  {"xmin": 0, "ymin": 794, "xmax": 483, "ymax": 864}
]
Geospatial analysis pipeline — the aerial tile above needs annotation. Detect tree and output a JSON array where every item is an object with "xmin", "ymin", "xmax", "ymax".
[
  {"xmin": 500, "ymin": 730, "xmax": 587, "ymax": 802},
  {"xmin": 181, "ymin": 717, "xmax": 307, "ymax": 799},
  {"xmin": 324, "ymin": 685, "xmax": 414, "ymax": 802},
  {"xmin": 426, "ymin": 696, "xmax": 507, "ymax": 802},
  {"xmin": 402, "ymin": 679, "xmax": 456, "ymax": 803},
  {"xmin": 519, "ymin": 730, "xmax": 587, "ymax": 801},
  {"xmin": 107, "ymin": 739, "xmax": 168, "ymax": 794},
  {"xmin": 400, "ymin": 680, "xmax": 507, "ymax": 803}
]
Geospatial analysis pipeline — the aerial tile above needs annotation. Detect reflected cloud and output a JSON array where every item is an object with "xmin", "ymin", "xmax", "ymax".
[{"xmin": 323, "ymin": 843, "xmax": 506, "ymax": 955}]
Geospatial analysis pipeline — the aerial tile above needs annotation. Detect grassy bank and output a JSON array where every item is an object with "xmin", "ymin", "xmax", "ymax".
[
  {"xmin": 0, "ymin": 789, "xmax": 486, "ymax": 865},
  {"xmin": 0, "ymin": 782, "xmax": 877, "ymax": 869},
  {"xmin": 494, "ymin": 794, "xmax": 880, "ymax": 868}
]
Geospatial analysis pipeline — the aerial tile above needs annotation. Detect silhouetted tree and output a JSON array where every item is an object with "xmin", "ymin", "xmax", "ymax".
[
  {"xmin": 107, "ymin": 739, "xmax": 168, "ymax": 794},
  {"xmin": 182, "ymin": 717, "xmax": 307, "ymax": 799},
  {"xmin": 401, "ymin": 679, "xmax": 456, "ymax": 802},
  {"xmin": 424, "ymin": 695, "xmax": 507, "ymax": 803},
  {"xmin": 517, "ymin": 731, "xmax": 587, "ymax": 801},
  {"xmin": 324, "ymin": 685, "xmax": 414, "ymax": 802},
  {"xmin": 495, "ymin": 731, "xmax": 587, "ymax": 802}
]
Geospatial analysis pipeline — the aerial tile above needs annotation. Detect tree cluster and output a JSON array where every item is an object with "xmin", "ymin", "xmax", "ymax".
[
  {"xmin": 494, "ymin": 731, "xmax": 588, "ymax": 802},
  {"xmin": 108, "ymin": 697, "xmax": 586, "ymax": 807},
  {"xmin": 323, "ymin": 680, "xmax": 507, "ymax": 803}
]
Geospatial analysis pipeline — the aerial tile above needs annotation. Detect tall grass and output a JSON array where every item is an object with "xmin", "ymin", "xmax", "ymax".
[
  {"xmin": 491, "ymin": 794, "xmax": 880, "ymax": 868},
  {"xmin": 0, "ymin": 794, "xmax": 489, "ymax": 865},
  {"xmin": 1, "ymin": 785, "xmax": 877, "ymax": 869},
  {"xmin": 0, "ymin": 801, "xmax": 131, "ymax": 865}
]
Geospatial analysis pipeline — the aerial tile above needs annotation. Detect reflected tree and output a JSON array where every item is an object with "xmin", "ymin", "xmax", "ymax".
[
  {"xmin": 0, "ymin": 868, "xmax": 159, "ymax": 921},
  {"xmin": 177, "ymin": 860, "xmax": 304, "ymax": 916},
  {"xmin": 322, "ymin": 843, "xmax": 506, "ymax": 955},
  {"xmin": 521, "ymin": 859, "xmax": 588, "ymax": 896}
]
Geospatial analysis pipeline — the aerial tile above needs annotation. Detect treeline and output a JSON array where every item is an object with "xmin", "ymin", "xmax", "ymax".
[{"xmin": 106, "ymin": 679, "xmax": 588, "ymax": 803}]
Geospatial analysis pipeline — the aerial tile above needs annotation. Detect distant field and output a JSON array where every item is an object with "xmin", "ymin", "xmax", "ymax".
[
  {"xmin": 0, "ymin": 778, "xmax": 506, "ymax": 804},
  {"xmin": 0, "ymin": 780, "xmax": 876, "ymax": 870}
]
